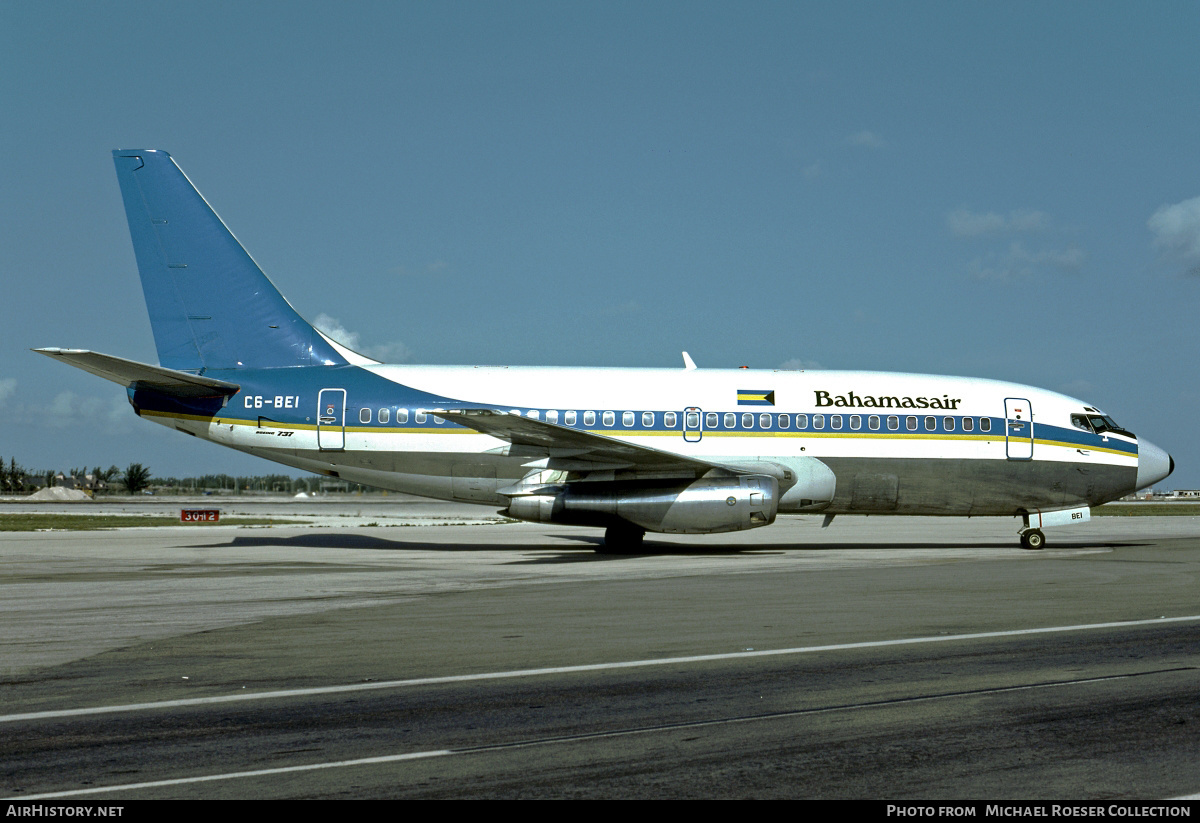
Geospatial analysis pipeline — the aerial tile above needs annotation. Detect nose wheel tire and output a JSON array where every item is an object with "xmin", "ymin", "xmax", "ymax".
[{"xmin": 1020, "ymin": 529, "xmax": 1046, "ymax": 550}]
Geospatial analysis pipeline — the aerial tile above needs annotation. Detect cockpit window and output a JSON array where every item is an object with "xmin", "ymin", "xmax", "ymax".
[{"xmin": 1073, "ymin": 412, "xmax": 1132, "ymax": 437}]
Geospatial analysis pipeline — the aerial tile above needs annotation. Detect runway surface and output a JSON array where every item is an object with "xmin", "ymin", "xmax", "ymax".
[{"xmin": 2, "ymin": 502, "xmax": 1199, "ymax": 799}]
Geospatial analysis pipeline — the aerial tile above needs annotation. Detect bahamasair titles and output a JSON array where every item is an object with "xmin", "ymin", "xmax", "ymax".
[{"xmin": 38, "ymin": 150, "xmax": 1174, "ymax": 551}]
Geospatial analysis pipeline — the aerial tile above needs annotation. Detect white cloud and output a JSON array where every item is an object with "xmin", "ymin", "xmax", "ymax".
[
  {"xmin": 1148, "ymin": 195, "xmax": 1200, "ymax": 273},
  {"xmin": 1058, "ymin": 379, "xmax": 1095, "ymax": 399},
  {"xmin": 950, "ymin": 208, "xmax": 1081, "ymax": 279},
  {"xmin": 846, "ymin": 130, "xmax": 886, "ymax": 149},
  {"xmin": 1008, "ymin": 241, "xmax": 1086, "ymax": 271},
  {"xmin": 779, "ymin": 358, "xmax": 822, "ymax": 370},
  {"xmin": 313, "ymin": 313, "xmax": 412, "ymax": 362},
  {"xmin": 14, "ymin": 389, "xmax": 134, "ymax": 434},
  {"xmin": 947, "ymin": 208, "xmax": 1052, "ymax": 238},
  {"xmin": 966, "ymin": 242, "xmax": 1086, "ymax": 281},
  {"xmin": 0, "ymin": 378, "xmax": 15, "ymax": 407},
  {"xmin": 314, "ymin": 313, "xmax": 364, "ymax": 351}
]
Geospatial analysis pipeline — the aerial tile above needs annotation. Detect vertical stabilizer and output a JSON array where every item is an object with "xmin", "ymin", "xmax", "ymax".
[{"xmin": 112, "ymin": 149, "xmax": 347, "ymax": 371}]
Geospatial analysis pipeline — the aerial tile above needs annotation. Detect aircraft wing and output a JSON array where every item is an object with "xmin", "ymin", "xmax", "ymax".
[
  {"xmin": 435, "ymin": 409, "xmax": 723, "ymax": 474},
  {"xmin": 34, "ymin": 348, "xmax": 240, "ymax": 398}
]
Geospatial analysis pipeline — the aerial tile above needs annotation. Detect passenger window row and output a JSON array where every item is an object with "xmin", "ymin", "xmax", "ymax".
[{"xmin": 352, "ymin": 407, "xmax": 993, "ymax": 434}]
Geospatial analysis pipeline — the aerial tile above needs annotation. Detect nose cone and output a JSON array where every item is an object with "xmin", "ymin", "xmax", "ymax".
[{"xmin": 1136, "ymin": 439, "xmax": 1174, "ymax": 491}]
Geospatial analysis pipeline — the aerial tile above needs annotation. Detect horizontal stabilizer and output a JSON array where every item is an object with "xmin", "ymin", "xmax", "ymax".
[{"xmin": 34, "ymin": 348, "xmax": 240, "ymax": 398}]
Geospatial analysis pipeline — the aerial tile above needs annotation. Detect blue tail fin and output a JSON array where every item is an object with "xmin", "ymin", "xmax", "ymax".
[{"xmin": 112, "ymin": 149, "xmax": 347, "ymax": 371}]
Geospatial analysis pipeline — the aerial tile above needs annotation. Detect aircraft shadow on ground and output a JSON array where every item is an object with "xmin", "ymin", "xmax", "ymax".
[{"xmin": 174, "ymin": 532, "xmax": 1145, "ymax": 563}]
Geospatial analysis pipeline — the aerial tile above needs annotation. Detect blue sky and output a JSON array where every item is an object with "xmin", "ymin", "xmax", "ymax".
[{"xmin": 2, "ymin": 1, "xmax": 1198, "ymax": 487}]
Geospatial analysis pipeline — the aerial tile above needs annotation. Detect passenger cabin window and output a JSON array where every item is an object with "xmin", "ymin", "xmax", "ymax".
[
  {"xmin": 813, "ymin": 414, "xmax": 825, "ymax": 429},
  {"xmin": 624, "ymin": 411, "xmax": 635, "ymax": 427},
  {"xmin": 527, "ymin": 410, "xmax": 539, "ymax": 420},
  {"xmin": 796, "ymin": 414, "xmax": 808, "ymax": 429},
  {"xmin": 760, "ymin": 413, "xmax": 772, "ymax": 429},
  {"xmin": 724, "ymin": 412, "xmax": 736, "ymax": 429},
  {"xmin": 434, "ymin": 414, "xmax": 445, "ymax": 424},
  {"xmin": 706, "ymin": 412, "xmax": 718, "ymax": 428},
  {"xmin": 685, "ymin": 411, "xmax": 700, "ymax": 429},
  {"xmin": 906, "ymin": 416, "xmax": 917, "ymax": 431},
  {"xmin": 565, "ymin": 410, "xmax": 577, "ymax": 425},
  {"xmin": 869, "ymin": 415, "xmax": 880, "ymax": 430},
  {"xmin": 925, "ymin": 416, "xmax": 936, "ymax": 431},
  {"xmin": 665, "ymin": 412, "xmax": 677, "ymax": 428},
  {"xmin": 944, "ymin": 416, "xmax": 954, "ymax": 431},
  {"xmin": 360, "ymin": 408, "xmax": 371, "ymax": 424},
  {"xmin": 379, "ymin": 408, "xmax": 390, "ymax": 424},
  {"xmin": 742, "ymin": 413, "xmax": 754, "ymax": 428},
  {"xmin": 642, "ymin": 411, "xmax": 654, "ymax": 427},
  {"xmin": 584, "ymin": 411, "xmax": 596, "ymax": 426},
  {"xmin": 602, "ymin": 411, "xmax": 615, "ymax": 427},
  {"xmin": 397, "ymin": 409, "xmax": 409, "ymax": 423},
  {"xmin": 980, "ymin": 418, "xmax": 991, "ymax": 433},
  {"xmin": 779, "ymin": 414, "xmax": 790, "ymax": 429},
  {"xmin": 830, "ymin": 414, "xmax": 842, "ymax": 430},
  {"xmin": 962, "ymin": 417, "xmax": 974, "ymax": 432},
  {"xmin": 850, "ymin": 414, "xmax": 861, "ymax": 430},
  {"xmin": 887, "ymin": 415, "xmax": 899, "ymax": 430},
  {"xmin": 546, "ymin": 410, "xmax": 559, "ymax": 424}
]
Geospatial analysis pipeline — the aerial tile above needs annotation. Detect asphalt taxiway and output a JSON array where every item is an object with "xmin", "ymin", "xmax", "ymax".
[{"xmin": 3, "ymin": 501, "xmax": 1199, "ymax": 799}]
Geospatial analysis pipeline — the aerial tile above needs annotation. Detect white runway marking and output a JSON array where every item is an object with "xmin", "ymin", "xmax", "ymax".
[
  {"xmin": 7, "ymin": 667, "xmax": 1191, "ymax": 799},
  {"xmin": 7, "ymin": 751, "xmax": 455, "ymax": 799},
  {"xmin": 3, "ymin": 615, "xmax": 1198, "ymax": 725}
]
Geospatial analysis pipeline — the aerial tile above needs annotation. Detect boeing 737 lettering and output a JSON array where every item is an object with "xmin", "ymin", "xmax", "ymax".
[{"xmin": 37, "ymin": 150, "xmax": 1174, "ymax": 551}]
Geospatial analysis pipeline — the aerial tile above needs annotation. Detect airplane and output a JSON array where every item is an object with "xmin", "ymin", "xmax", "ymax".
[{"xmin": 37, "ymin": 149, "xmax": 1174, "ymax": 552}]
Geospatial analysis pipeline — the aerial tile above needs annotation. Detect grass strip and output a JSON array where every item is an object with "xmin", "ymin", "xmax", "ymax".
[
  {"xmin": 1094, "ymin": 503, "xmax": 1200, "ymax": 517},
  {"xmin": 0, "ymin": 514, "xmax": 304, "ymax": 531}
]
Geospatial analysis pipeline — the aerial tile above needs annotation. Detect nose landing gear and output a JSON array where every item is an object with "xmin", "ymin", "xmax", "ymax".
[{"xmin": 1019, "ymin": 528, "xmax": 1046, "ymax": 550}]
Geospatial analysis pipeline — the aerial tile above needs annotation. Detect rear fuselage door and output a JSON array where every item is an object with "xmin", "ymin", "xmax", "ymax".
[
  {"xmin": 1004, "ymin": 397, "xmax": 1033, "ymax": 460},
  {"xmin": 318, "ymin": 388, "xmax": 346, "ymax": 451},
  {"xmin": 683, "ymin": 407, "xmax": 703, "ymax": 442}
]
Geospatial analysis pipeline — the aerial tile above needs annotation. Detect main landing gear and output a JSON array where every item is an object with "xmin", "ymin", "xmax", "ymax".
[{"xmin": 599, "ymin": 524, "xmax": 646, "ymax": 554}]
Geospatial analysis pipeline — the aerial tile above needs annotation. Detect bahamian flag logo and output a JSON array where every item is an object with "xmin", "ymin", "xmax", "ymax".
[{"xmin": 737, "ymin": 389, "xmax": 775, "ymax": 406}]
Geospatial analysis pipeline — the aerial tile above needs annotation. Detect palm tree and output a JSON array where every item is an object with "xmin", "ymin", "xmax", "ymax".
[{"xmin": 123, "ymin": 463, "xmax": 152, "ymax": 495}]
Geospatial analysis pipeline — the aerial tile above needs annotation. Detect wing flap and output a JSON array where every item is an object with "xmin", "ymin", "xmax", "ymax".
[
  {"xmin": 436, "ymin": 409, "xmax": 718, "ymax": 474},
  {"xmin": 34, "ymin": 348, "xmax": 240, "ymax": 398}
]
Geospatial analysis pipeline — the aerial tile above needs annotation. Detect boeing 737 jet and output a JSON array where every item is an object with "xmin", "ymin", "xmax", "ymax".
[{"xmin": 38, "ymin": 150, "xmax": 1174, "ymax": 551}]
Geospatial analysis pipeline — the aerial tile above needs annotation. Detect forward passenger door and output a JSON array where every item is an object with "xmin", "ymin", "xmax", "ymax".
[{"xmin": 1004, "ymin": 397, "xmax": 1033, "ymax": 460}]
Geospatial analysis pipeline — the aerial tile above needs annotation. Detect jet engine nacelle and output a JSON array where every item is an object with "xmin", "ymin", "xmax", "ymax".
[{"xmin": 505, "ymin": 474, "xmax": 779, "ymax": 534}]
